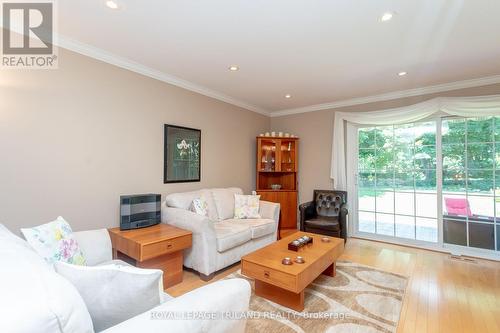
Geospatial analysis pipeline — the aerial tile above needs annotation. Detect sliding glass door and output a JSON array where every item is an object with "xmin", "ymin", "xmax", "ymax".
[
  {"xmin": 355, "ymin": 117, "xmax": 500, "ymax": 256},
  {"xmin": 358, "ymin": 122, "xmax": 437, "ymax": 243},
  {"xmin": 442, "ymin": 117, "xmax": 498, "ymax": 251}
]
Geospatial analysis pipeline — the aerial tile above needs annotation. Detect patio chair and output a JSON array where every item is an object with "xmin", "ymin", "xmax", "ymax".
[{"xmin": 444, "ymin": 197, "xmax": 472, "ymax": 217}]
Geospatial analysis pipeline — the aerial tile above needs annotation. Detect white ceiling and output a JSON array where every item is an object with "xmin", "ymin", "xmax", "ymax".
[{"xmin": 55, "ymin": 0, "xmax": 500, "ymax": 115}]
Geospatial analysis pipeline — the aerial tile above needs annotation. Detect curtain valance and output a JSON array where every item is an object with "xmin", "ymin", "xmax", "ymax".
[{"xmin": 331, "ymin": 94, "xmax": 500, "ymax": 190}]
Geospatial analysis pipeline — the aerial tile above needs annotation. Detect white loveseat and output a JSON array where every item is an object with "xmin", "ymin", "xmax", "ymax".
[
  {"xmin": 0, "ymin": 224, "xmax": 251, "ymax": 333},
  {"xmin": 162, "ymin": 187, "xmax": 280, "ymax": 279}
]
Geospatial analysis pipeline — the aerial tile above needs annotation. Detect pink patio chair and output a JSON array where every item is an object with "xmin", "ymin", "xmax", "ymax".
[{"xmin": 444, "ymin": 197, "xmax": 472, "ymax": 217}]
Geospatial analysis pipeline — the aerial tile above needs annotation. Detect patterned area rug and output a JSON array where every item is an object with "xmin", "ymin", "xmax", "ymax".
[{"xmin": 227, "ymin": 261, "xmax": 408, "ymax": 333}]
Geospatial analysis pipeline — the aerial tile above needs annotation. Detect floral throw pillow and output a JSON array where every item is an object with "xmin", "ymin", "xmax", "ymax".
[
  {"xmin": 234, "ymin": 194, "xmax": 261, "ymax": 219},
  {"xmin": 190, "ymin": 197, "xmax": 208, "ymax": 217},
  {"xmin": 21, "ymin": 216, "xmax": 87, "ymax": 266}
]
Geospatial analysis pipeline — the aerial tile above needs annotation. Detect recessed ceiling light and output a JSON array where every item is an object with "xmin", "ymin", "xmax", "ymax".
[
  {"xmin": 398, "ymin": 71, "xmax": 408, "ymax": 76},
  {"xmin": 228, "ymin": 65, "xmax": 239, "ymax": 71},
  {"xmin": 285, "ymin": 94, "xmax": 292, "ymax": 99},
  {"xmin": 380, "ymin": 12, "xmax": 394, "ymax": 22},
  {"xmin": 105, "ymin": 1, "xmax": 119, "ymax": 9}
]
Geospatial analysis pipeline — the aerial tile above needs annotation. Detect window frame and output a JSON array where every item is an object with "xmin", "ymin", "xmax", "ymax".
[{"xmin": 351, "ymin": 116, "xmax": 500, "ymax": 259}]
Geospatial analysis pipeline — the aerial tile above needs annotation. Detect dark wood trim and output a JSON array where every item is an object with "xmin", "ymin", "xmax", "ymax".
[
  {"xmin": 164, "ymin": 124, "xmax": 201, "ymax": 183},
  {"xmin": 199, "ymin": 272, "xmax": 215, "ymax": 281}
]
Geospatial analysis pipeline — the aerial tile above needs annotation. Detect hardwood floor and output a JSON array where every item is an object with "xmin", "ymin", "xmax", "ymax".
[
  {"xmin": 166, "ymin": 238, "xmax": 500, "ymax": 333},
  {"xmin": 279, "ymin": 228, "xmax": 298, "ymax": 239},
  {"xmin": 165, "ymin": 263, "xmax": 241, "ymax": 297},
  {"xmin": 343, "ymin": 238, "xmax": 500, "ymax": 333}
]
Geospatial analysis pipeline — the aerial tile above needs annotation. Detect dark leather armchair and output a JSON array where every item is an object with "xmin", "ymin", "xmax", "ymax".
[{"xmin": 299, "ymin": 190, "xmax": 348, "ymax": 242}]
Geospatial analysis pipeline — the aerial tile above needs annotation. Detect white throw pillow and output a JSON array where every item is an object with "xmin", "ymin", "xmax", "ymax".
[
  {"xmin": 0, "ymin": 224, "xmax": 94, "ymax": 333},
  {"xmin": 55, "ymin": 261, "xmax": 164, "ymax": 332},
  {"xmin": 200, "ymin": 189, "xmax": 220, "ymax": 221},
  {"xmin": 234, "ymin": 194, "xmax": 261, "ymax": 219},
  {"xmin": 190, "ymin": 197, "xmax": 208, "ymax": 216},
  {"xmin": 21, "ymin": 216, "xmax": 87, "ymax": 266}
]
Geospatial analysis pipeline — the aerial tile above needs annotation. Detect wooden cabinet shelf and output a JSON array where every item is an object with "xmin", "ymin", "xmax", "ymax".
[{"xmin": 256, "ymin": 137, "xmax": 299, "ymax": 239}]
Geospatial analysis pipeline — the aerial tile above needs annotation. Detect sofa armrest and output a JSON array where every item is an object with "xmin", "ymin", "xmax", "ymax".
[
  {"xmin": 259, "ymin": 200, "xmax": 280, "ymax": 237},
  {"xmin": 161, "ymin": 205, "xmax": 215, "ymax": 236},
  {"xmin": 299, "ymin": 201, "xmax": 315, "ymax": 231},
  {"xmin": 259, "ymin": 200, "xmax": 280, "ymax": 222},
  {"xmin": 101, "ymin": 278, "xmax": 251, "ymax": 333},
  {"xmin": 161, "ymin": 205, "xmax": 217, "ymax": 276},
  {"xmin": 73, "ymin": 229, "xmax": 112, "ymax": 266},
  {"xmin": 339, "ymin": 203, "xmax": 349, "ymax": 241}
]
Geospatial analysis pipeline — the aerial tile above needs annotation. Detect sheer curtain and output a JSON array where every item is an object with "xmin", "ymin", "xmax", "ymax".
[{"xmin": 331, "ymin": 94, "xmax": 500, "ymax": 190}]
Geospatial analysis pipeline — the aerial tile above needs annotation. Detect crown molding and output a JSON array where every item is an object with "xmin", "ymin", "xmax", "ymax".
[
  {"xmin": 270, "ymin": 75, "xmax": 500, "ymax": 117},
  {"xmin": 4, "ymin": 28, "xmax": 499, "ymax": 119},
  {"xmin": 54, "ymin": 34, "xmax": 270, "ymax": 116},
  {"xmin": 0, "ymin": 25, "xmax": 270, "ymax": 114}
]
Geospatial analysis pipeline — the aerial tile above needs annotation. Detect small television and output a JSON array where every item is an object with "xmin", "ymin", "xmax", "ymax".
[{"xmin": 120, "ymin": 194, "xmax": 161, "ymax": 230}]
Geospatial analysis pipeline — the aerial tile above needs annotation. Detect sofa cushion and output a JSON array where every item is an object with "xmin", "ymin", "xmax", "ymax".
[
  {"xmin": 211, "ymin": 188, "xmax": 244, "ymax": 221},
  {"xmin": 165, "ymin": 190, "xmax": 202, "ymax": 210},
  {"xmin": 0, "ymin": 224, "xmax": 94, "ymax": 333},
  {"xmin": 214, "ymin": 220, "xmax": 252, "ymax": 252},
  {"xmin": 226, "ymin": 218, "xmax": 276, "ymax": 239},
  {"xmin": 97, "ymin": 259, "xmax": 133, "ymax": 267},
  {"xmin": 96, "ymin": 261, "xmax": 174, "ymax": 305},
  {"xmin": 73, "ymin": 229, "xmax": 112, "ymax": 266},
  {"xmin": 21, "ymin": 216, "xmax": 87, "ymax": 266},
  {"xmin": 305, "ymin": 216, "xmax": 340, "ymax": 231},
  {"xmin": 55, "ymin": 261, "xmax": 164, "ymax": 332},
  {"xmin": 0, "ymin": 224, "xmax": 32, "ymax": 249},
  {"xmin": 190, "ymin": 197, "xmax": 208, "ymax": 216},
  {"xmin": 234, "ymin": 194, "xmax": 261, "ymax": 219},
  {"xmin": 165, "ymin": 189, "xmax": 218, "ymax": 221}
]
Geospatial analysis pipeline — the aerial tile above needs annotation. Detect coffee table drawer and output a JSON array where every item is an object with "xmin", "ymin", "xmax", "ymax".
[
  {"xmin": 242, "ymin": 261, "xmax": 297, "ymax": 291},
  {"xmin": 141, "ymin": 234, "xmax": 192, "ymax": 261}
]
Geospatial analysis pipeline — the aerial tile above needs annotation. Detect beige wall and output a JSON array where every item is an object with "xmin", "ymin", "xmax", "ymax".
[
  {"xmin": 0, "ymin": 47, "xmax": 269, "ymax": 232},
  {"xmin": 1, "ymin": 43, "xmax": 499, "ymax": 234},
  {"xmin": 271, "ymin": 83, "xmax": 500, "ymax": 208}
]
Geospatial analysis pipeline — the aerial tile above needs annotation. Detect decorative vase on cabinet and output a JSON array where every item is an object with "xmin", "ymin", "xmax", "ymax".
[{"xmin": 256, "ymin": 136, "xmax": 299, "ymax": 239}]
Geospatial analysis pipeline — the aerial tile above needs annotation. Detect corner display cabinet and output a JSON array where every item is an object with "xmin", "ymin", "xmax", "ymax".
[{"xmin": 256, "ymin": 137, "xmax": 299, "ymax": 238}]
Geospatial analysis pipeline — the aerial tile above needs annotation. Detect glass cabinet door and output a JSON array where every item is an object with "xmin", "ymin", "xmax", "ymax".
[
  {"xmin": 259, "ymin": 139, "xmax": 278, "ymax": 171},
  {"xmin": 280, "ymin": 140, "xmax": 296, "ymax": 172}
]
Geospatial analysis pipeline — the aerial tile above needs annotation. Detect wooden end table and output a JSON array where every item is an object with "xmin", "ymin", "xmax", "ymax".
[
  {"xmin": 108, "ymin": 224, "xmax": 192, "ymax": 288},
  {"xmin": 241, "ymin": 231, "xmax": 344, "ymax": 311}
]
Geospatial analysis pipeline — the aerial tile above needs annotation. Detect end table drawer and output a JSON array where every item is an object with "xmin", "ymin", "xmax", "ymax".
[
  {"xmin": 242, "ymin": 261, "xmax": 296, "ymax": 291},
  {"xmin": 141, "ymin": 234, "xmax": 192, "ymax": 261}
]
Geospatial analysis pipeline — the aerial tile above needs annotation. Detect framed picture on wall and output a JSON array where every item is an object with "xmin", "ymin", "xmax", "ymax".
[{"xmin": 164, "ymin": 124, "xmax": 201, "ymax": 183}]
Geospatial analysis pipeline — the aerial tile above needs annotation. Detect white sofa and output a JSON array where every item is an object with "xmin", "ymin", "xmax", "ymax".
[
  {"xmin": 0, "ymin": 224, "xmax": 251, "ymax": 333},
  {"xmin": 162, "ymin": 187, "xmax": 280, "ymax": 279}
]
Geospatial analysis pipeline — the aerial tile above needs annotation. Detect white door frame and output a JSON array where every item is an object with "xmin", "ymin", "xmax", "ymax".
[
  {"xmin": 348, "ymin": 120, "xmax": 499, "ymax": 261},
  {"xmin": 345, "ymin": 123, "xmax": 358, "ymax": 238}
]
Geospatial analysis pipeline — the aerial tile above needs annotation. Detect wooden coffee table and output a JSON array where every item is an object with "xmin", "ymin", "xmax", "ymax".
[{"xmin": 241, "ymin": 231, "xmax": 344, "ymax": 311}]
